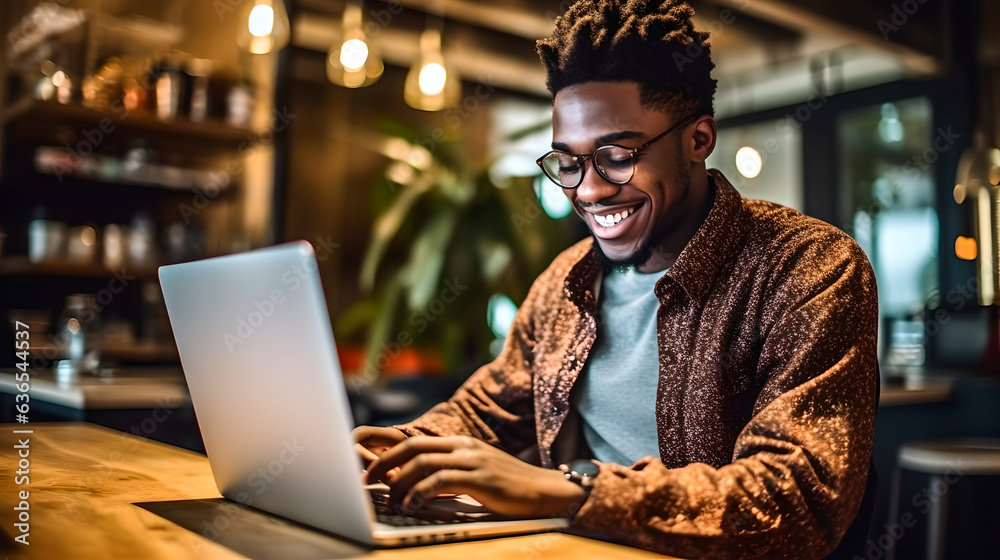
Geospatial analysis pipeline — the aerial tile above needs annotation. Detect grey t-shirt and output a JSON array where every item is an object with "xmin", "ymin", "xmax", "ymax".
[{"xmin": 576, "ymin": 265, "xmax": 664, "ymax": 466}]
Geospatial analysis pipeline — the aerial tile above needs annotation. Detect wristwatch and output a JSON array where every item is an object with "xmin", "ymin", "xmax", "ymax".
[{"xmin": 559, "ymin": 459, "xmax": 600, "ymax": 489}]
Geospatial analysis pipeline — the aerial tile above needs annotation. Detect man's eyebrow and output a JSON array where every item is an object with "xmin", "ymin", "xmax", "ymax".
[
  {"xmin": 550, "ymin": 130, "xmax": 648, "ymax": 152},
  {"xmin": 598, "ymin": 130, "xmax": 646, "ymax": 144}
]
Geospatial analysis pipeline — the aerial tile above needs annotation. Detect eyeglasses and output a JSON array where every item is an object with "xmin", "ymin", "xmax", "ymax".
[{"xmin": 535, "ymin": 114, "xmax": 698, "ymax": 189}]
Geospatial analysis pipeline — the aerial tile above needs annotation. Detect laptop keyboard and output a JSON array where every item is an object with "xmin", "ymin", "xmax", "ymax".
[
  {"xmin": 370, "ymin": 490, "xmax": 479, "ymax": 526},
  {"xmin": 376, "ymin": 513, "xmax": 452, "ymax": 527}
]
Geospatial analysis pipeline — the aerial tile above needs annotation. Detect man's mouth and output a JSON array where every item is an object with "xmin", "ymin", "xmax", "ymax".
[{"xmin": 589, "ymin": 205, "xmax": 639, "ymax": 229}]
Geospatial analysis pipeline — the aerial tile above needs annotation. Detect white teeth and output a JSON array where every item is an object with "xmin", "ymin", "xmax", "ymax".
[{"xmin": 594, "ymin": 208, "xmax": 635, "ymax": 228}]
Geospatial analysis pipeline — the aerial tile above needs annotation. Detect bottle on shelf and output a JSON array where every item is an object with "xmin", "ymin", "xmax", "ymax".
[{"xmin": 54, "ymin": 294, "xmax": 101, "ymax": 381}]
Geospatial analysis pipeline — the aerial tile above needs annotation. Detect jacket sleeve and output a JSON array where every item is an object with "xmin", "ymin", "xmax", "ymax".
[
  {"xmin": 390, "ymin": 263, "xmax": 555, "ymax": 456},
  {"xmin": 569, "ymin": 235, "xmax": 879, "ymax": 559}
]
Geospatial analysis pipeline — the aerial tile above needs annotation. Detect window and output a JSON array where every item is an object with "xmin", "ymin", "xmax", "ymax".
[{"xmin": 839, "ymin": 97, "xmax": 937, "ymax": 364}]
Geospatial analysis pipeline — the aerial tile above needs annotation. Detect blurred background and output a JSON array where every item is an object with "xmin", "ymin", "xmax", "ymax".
[{"xmin": 0, "ymin": 0, "xmax": 999, "ymax": 556}]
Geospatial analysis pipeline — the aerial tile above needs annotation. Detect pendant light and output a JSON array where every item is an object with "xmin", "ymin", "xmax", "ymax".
[
  {"xmin": 956, "ymin": 131, "xmax": 1000, "ymax": 306},
  {"xmin": 404, "ymin": 19, "xmax": 460, "ymax": 111},
  {"xmin": 327, "ymin": 1, "xmax": 383, "ymax": 88},
  {"xmin": 238, "ymin": 0, "xmax": 291, "ymax": 55}
]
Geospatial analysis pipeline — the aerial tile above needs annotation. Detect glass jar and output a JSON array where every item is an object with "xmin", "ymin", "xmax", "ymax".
[{"xmin": 55, "ymin": 294, "xmax": 101, "ymax": 380}]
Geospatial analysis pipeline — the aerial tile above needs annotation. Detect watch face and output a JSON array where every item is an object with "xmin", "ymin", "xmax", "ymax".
[{"xmin": 568, "ymin": 459, "xmax": 600, "ymax": 477}]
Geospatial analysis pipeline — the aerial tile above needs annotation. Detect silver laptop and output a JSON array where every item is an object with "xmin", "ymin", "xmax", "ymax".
[{"xmin": 158, "ymin": 241, "xmax": 568, "ymax": 546}]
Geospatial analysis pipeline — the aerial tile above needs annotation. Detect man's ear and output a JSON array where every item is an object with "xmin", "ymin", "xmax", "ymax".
[{"xmin": 688, "ymin": 116, "xmax": 717, "ymax": 163}]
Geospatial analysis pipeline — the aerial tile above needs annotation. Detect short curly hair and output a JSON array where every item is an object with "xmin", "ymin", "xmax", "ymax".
[{"xmin": 537, "ymin": 0, "xmax": 717, "ymax": 118}]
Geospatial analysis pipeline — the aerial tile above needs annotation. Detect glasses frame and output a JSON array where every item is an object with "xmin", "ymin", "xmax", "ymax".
[{"xmin": 535, "ymin": 114, "xmax": 699, "ymax": 189}]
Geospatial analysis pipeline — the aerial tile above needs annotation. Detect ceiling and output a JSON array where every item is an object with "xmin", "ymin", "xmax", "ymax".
[{"xmin": 292, "ymin": 0, "xmax": 950, "ymax": 114}]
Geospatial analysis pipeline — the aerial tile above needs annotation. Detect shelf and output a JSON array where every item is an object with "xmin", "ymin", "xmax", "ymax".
[
  {"xmin": 2, "ymin": 98, "xmax": 257, "ymax": 151},
  {"xmin": 100, "ymin": 341, "xmax": 179, "ymax": 362},
  {"xmin": 0, "ymin": 367, "xmax": 189, "ymax": 409},
  {"xmin": 0, "ymin": 256, "xmax": 159, "ymax": 279},
  {"xmin": 22, "ymin": 340, "xmax": 179, "ymax": 363},
  {"xmin": 31, "ymin": 146, "xmax": 241, "ymax": 194}
]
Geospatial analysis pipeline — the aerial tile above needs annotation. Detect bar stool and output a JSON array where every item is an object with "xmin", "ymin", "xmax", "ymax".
[{"xmin": 887, "ymin": 438, "xmax": 1000, "ymax": 560}]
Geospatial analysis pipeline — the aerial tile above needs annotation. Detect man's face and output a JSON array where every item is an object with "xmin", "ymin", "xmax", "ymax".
[{"xmin": 551, "ymin": 81, "xmax": 693, "ymax": 269}]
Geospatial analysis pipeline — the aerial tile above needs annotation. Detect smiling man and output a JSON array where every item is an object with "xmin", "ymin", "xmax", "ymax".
[{"xmin": 355, "ymin": 1, "xmax": 879, "ymax": 558}]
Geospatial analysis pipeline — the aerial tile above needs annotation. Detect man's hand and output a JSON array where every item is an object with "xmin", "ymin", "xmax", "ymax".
[
  {"xmin": 365, "ymin": 435, "xmax": 587, "ymax": 518},
  {"xmin": 353, "ymin": 425, "xmax": 408, "ymax": 465}
]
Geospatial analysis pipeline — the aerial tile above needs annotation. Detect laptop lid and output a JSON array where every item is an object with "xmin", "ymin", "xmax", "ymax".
[{"xmin": 159, "ymin": 241, "xmax": 377, "ymax": 545}]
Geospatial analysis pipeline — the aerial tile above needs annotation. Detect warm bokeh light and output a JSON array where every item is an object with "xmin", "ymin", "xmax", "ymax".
[
  {"xmin": 418, "ymin": 63, "xmax": 447, "ymax": 96},
  {"xmin": 735, "ymin": 146, "xmax": 762, "ymax": 178},
  {"xmin": 248, "ymin": 4, "xmax": 275, "ymax": 37},
  {"xmin": 955, "ymin": 236, "xmax": 977, "ymax": 261},
  {"xmin": 386, "ymin": 161, "xmax": 415, "ymax": 185},
  {"xmin": 240, "ymin": 0, "xmax": 289, "ymax": 54},
  {"xmin": 953, "ymin": 183, "xmax": 966, "ymax": 204},
  {"xmin": 326, "ymin": 3, "xmax": 382, "ymax": 88},
  {"xmin": 404, "ymin": 28, "xmax": 458, "ymax": 111},
  {"xmin": 80, "ymin": 226, "xmax": 96, "ymax": 247},
  {"xmin": 339, "ymin": 39, "xmax": 369, "ymax": 71}
]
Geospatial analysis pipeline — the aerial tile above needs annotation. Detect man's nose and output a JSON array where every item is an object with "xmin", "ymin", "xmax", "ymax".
[{"xmin": 570, "ymin": 161, "xmax": 621, "ymax": 205}]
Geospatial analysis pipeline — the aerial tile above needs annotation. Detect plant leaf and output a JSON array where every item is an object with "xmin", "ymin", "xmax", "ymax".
[
  {"xmin": 359, "ymin": 174, "xmax": 433, "ymax": 291},
  {"xmin": 401, "ymin": 207, "xmax": 458, "ymax": 310},
  {"xmin": 362, "ymin": 273, "xmax": 403, "ymax": 383}
]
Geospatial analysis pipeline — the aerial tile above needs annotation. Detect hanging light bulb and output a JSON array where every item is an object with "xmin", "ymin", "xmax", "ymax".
[
  {"xmin": 238, "ymin": 0, "xmax": 291, "ymax": 55},
  {"xmin": 327, "ymin": 1, "xmax": 383, "ymax": 88},
  {"xmin": 404, "ymin": 28, "xmax": 460, "ymax": 111}
]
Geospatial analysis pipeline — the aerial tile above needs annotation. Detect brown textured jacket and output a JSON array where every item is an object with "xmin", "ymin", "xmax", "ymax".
[{"xmin": 396, "ymin": 170, "xmax": 879, "ymax": 559}]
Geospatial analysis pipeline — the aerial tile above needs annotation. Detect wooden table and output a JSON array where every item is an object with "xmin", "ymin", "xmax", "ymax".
[{"xmin": 0, "ymin": 423, "xmax": 671, "ymax": 559}]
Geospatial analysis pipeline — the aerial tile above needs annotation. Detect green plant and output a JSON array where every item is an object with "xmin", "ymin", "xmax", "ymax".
[{"xmin": 336, "ymin": 121, "xmax": 573, "ymax": 383}]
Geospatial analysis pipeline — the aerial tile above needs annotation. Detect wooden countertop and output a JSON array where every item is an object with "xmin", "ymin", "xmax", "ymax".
[
  {"xmin": 0, "ymin": 423, "xmax": 672, "ymax": 559},
  {"xmin": 879, "ymin": 378, "xmax": 954, "ymax": 406}
]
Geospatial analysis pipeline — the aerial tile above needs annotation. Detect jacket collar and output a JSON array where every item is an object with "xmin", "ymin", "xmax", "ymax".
[
  {"xmin": 661, "ymin": 169, "xmax": 749, "ymax": 305},
  {"xmin": 564, "ymin": 169, "xmax": 749, "ymax": 308}
]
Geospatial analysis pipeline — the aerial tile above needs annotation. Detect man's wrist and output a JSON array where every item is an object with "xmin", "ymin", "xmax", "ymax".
[{"xmin": 535, "ymin": 468, "xmax": 590, "ymax": 518}]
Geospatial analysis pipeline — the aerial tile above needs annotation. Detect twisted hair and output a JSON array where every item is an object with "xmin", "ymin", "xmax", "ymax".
[{"xmin": 537, "ymin": 0, "xmax": 717, "ymax": 118}]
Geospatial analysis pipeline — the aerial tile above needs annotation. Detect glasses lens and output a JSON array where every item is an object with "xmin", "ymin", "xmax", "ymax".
[
  {"xmin": 541, "ymin": 152, "xmax": 583, "ymax": 188},
  {"xmin": 593, "ymin": 146, "xmax": 635, "ymax": 184}
]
